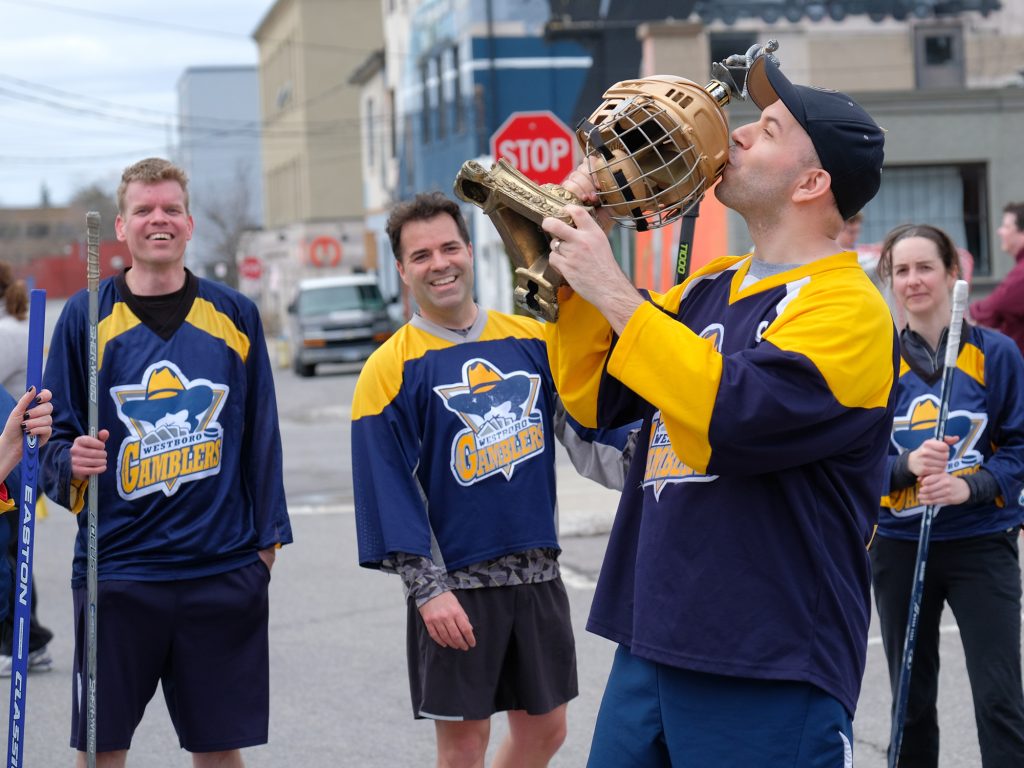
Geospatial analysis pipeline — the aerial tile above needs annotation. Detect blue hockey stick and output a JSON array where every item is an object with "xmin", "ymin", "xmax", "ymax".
[
  {"xmin": 887, "ymin": 279, "xmax": 969, "ymax": 767},
  {"xmin": 5, "ymin": 289, "xmax": 46, "ymax": 768}
]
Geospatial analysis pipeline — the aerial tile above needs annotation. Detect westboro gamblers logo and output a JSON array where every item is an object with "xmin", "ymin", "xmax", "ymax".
[
  {"xmin": 111, "ymin": 361, "xmax": 228, "ymax": 500},
  {"xmin": 642, "ymin": 322, "xmax": 722, "ymax": 499},
  {"xmin": 434, "ymin": 359, "xmax": 545, "ymax": 486},
  {"xmin": 643, "ymin": 410, "xmax": 718, "ymax": 500},
  {"xmin": 886, "ymin": 394, "xmax": 987, "ymax": 517}
]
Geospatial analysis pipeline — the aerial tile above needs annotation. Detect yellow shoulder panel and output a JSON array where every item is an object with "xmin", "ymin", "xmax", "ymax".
[
  {"xmin": 185, "ymin": 298, "xmax": 251, "ymax": 364},
  {"xmin": 762, "ymin": 266, "xmax": 895, "ymax": 410},
  {"xmin": 956, "ymin": 342, "xmax": 985, "ymax": 387},
  {"xmin": 351, "ymin": 324, "xmax": 452, "ymax": 420},
  {"xmin": 480, "ymin": 311, "xmax": 544, "ymax": 342},
  {"xmin": 97, "ymin": 302, "xmax": 141, "ymax": 372}
]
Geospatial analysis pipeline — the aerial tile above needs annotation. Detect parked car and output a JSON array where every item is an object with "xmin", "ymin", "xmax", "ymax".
[{"xmin": 287, "ymin": 273, "xmax": 394, "ymax": 377}]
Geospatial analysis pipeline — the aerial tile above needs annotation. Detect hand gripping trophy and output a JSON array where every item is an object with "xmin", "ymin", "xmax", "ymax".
[{"xmin": 453, "ymin": 41, "xmax": 780, "ymax": 322}]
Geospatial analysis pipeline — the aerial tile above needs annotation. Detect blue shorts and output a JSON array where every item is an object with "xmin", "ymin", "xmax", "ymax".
[
  {"xmin": 70, "ymin": 560, "xmax": 271, "ymax": 753},
  {"xmin": 588, "ymin": 645, "xmax": 854, "ymax": 768}
]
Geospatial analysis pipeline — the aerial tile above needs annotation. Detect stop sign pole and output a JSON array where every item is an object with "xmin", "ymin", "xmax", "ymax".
[{"xmin": 489, "ymin": 111, "xmax": 576, "ymax": 186}]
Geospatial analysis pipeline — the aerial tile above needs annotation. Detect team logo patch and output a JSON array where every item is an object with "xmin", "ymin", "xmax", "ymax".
[
  {"xmin": 434, "ymin": 358, "xmax": 545, "ymax": 486},
  {"xmin": 111, "ymin": 361, "xmax": 228, "ymax": 500},
  {"xmin": 642, "ymin": 410, "xmax": 717, "ymax": 500},
  {"xmin": 887, "ymin": 394, "xmax": 987, "ymax": 517}
]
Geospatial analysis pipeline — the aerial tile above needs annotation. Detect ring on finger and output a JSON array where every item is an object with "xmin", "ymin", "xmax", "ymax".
[{"xmin": 551, "ymin": 238, "xmax": 561, "ymax": 253}]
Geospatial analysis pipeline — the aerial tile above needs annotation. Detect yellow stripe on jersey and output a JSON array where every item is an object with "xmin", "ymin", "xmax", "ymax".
[
  {"xmin": 97, "ymin": 302, "xmax": 142, "ymax": 371},
  {"xmin": 957, "ymin": 342, "xmax": 985, "ymax": 387},
  {"xmin": 545, "ymin": 294, "xmax": 615, "ymax": 429},
  {"xmin": 898, "ymin": 358, "xmax": 911, "ymax": 379},
  {"xmin": 354, "ymin": 310, "xmax": 547, "ymax": 421},
  {"xmin": 761, "ymin": 254, "xmax": 894, "ymax": 411},
  {"xmin": 185, "ymin": 298, "xmax": 251, "ymax": 364},
  {"xmin": 609, "ymin": 300, "xmax": 723, "ymax": 473}
]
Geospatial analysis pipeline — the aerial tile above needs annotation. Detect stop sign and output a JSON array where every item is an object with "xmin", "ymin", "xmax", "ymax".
[
  {"xmin": 490, "ymin": 111, "xmax": 575, "ymax": 186},
  {"xmin": 239, "ymin": 256, "xmax": 262, "ymax": 280}
]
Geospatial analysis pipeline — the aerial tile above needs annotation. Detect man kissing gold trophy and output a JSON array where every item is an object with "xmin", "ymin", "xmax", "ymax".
[{"xmin": 453, "ymin": 41, "xmax": 779, "ymax": 322}]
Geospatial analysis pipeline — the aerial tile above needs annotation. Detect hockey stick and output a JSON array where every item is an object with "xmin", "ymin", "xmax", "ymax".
[
  {"xmin": 674, "ymin": 200, "xmax": 701, "ymax": 285},
  {"xmin": 5, "ymin": 289, "xmax": 45, "ymax": 768},
  {"xmin": 887, "ymin": 278, "xmax": 969, "ymax": 768},
  {"xmin": 85, "ymin": 211, "xmax": 100, "ymax": 768}
]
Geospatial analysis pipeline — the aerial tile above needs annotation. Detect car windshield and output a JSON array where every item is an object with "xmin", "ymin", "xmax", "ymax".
[{"xmin": 298, "ymin": 284, "xmax": 385, "ymax": 316}]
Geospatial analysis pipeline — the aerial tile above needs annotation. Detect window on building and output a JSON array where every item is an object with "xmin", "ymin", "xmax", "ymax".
[
  {"xmin": 25, "ymin": 223, "xmax": 50, "ymax": 239},
  {"xmin": 420, "ymin": 61, "xmax": 430, "ymax": 142},
  {"xmin": 915, "ymin": 24, "xmax": 965, "ymax": 89},
  {"xmin": 0, "ymin": 224, "xmax": 20, "ymax": 240},
  {"xmin": 859, "ymin": 163, "xmax": 990, "ymax": 275},
  {"xmin": 452, "ymin": 43, "xmax": 465, "ymax": 135},
  {"xmin": 388, "ymin": 88, "xmax": 397, "ymax": 159},
  {"xmin": 436, "ymin": 53, "xmax": 446, "ymax": 140}
]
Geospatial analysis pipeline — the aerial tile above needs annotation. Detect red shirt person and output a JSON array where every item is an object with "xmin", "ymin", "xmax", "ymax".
[{"xmin": 970, "ymin": 202, "xmax": 1024, "ymax": 355}]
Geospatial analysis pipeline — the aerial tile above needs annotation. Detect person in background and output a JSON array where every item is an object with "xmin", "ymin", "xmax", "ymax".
[
  {"xmin": 0, "ymin": 386, "xmax": 53, "ymax": 626},
  {"xmin": 0, "ymin": 263, "xmax": 28, "ymax": 395},
  {"xmin": 969, "ymin": 202, "xmax": 1024, "ymax": 356},
  {"xmin": 837, "ymin": 211, "xmax": 863, "ymax": 252},
  {"xmin": 873, "ymin": 223, "xmax": 1024, "ymax": 767},
  {"xmin": 0, "ymin": 262, "xmax": 55, "ymax": 676}
]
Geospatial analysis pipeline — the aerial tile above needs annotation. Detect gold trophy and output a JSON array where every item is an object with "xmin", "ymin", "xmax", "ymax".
[{"xmin": 454, "ymin": 42, "xmax": 778, "ymax": 322}]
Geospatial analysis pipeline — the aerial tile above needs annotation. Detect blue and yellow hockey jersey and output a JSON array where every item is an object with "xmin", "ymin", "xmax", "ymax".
[
  {"xmin": 547, "ymin": 251, "xmax": 898, "ymax": 716},
  {"xmin": 353, "ymin": 310, "xmax": 583, "ymax": 572},
  {"xmin": 41, "ymin": 273, "xmax": 291, "ymax": 587},
  {"xmin": 880, "ymin": 324, "xmax": 1024, "ymax": 540}
]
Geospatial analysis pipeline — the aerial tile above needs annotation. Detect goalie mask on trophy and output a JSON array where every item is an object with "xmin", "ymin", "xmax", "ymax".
[{"xmin": 453, "ymin": 41, "xmax": 780, "ymax": 323}]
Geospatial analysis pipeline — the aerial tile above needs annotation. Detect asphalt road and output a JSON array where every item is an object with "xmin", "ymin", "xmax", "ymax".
[{"xmin": 0, "ymin": 353, "xmax": 1005, "ymax": 766}]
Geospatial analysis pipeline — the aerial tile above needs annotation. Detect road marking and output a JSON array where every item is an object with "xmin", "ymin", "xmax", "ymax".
[{"xmin": 289, "ymin": 503, "xmax": 354, "ymax": 516}]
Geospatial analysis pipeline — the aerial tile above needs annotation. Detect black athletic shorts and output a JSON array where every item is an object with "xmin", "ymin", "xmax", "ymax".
[
  {"xmin": 70, "ymin": 560, "xmax": 271, "ymax": 753},
  {"xmin": 406, "ymin": 577, "xmax": 578, "ymax": 720}
]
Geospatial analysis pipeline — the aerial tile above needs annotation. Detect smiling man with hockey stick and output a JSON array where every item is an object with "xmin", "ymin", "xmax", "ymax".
[
  {"xmin": 40, "ymin": 157, "xmax": 292, "ymax": 768},
  {"xmin": 542, "ymin": 56, "xmax": 898, "ymax": 766}
]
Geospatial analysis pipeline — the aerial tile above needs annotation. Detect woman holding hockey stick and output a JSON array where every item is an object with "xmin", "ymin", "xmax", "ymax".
[
  {"xmin": 0, "ymin": 386, "xmax": 53, "ymax": 624},
  {"xmin": 873, "ymin": 223, "xmax": 1024, "ymax": 768}
]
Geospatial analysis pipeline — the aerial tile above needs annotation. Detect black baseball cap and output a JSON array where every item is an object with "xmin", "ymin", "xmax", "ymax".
[{"xmin": 745, "ymin": 56, "xmax": 884, "ymax": 220}]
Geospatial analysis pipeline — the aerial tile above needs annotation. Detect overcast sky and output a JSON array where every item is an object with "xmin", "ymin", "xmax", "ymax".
[{"xmin": 0, "ymin": 0, "xmax": 268, "ymax": 207}]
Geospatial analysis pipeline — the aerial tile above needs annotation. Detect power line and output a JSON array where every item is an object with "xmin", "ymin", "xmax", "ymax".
[
  {"xmin": 0, "ymin": 0, "xmax": 384, "ymax": 55},
  {"xmin": 0, "ymin": 73, "xmax": 376, "ymax": 135}
]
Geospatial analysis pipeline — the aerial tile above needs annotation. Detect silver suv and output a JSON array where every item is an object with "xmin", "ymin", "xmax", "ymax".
[{"xmin": 287, "ymin": 274, "xmax": 394, "ymax": 377}]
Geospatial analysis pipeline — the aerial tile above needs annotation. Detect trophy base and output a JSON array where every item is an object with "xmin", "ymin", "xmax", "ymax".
[{"xmin": 454, "ymin": 159, "xmax": 590, "ymax": 323}]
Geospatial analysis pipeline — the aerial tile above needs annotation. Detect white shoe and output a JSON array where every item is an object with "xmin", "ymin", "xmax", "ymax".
[{"xmin": 0, "ymin": 646, "xmax": 53, "ymax": 677}]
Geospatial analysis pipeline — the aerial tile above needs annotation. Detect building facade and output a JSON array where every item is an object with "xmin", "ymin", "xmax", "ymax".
[
  {"xmin": 350, "ymin": 1, "xmax": 1022, "ymax": 311},
  {"xmin": 248, "ymin": 0, "xmax": 385, "ymax": 335},
  {"xmin": 177, "ymin": 66, "xmax": 264, "ymax": 284}
]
